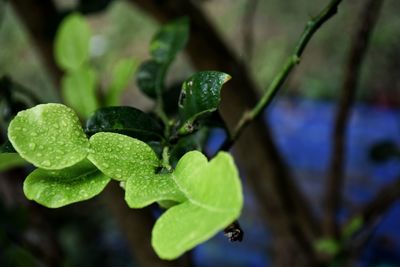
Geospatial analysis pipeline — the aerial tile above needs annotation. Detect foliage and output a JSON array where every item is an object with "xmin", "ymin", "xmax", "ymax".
[
  {"xmin": 3, "ymin": 16, "xmax": 243, "ymax": 260},
  {"xmin": 54, "ymin": 13, "xmax": 138, "ymax": 118}
]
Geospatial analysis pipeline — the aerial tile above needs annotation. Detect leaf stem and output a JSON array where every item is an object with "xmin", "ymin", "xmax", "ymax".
[
  {"xmin": 220, "ymin": 0, "xmax": 342, "ymax": 151},
  {"xmin": 162, "ymin": 146, "xmax": 172, "ymax": 171}
]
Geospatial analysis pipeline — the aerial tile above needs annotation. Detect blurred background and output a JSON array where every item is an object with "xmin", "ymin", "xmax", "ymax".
[{"xmin": 0, "ymin": 0, "xmax": 400, "ymax": 266}]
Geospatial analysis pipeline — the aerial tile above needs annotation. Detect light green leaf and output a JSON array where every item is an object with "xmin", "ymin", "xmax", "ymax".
[
  {"xmin": 125, "ymin": 172, "xmax": 185, "ymax": 208},
  {"xmin": 178, "ymin": 71, "xmax": 231, "ymax": 133},
  {"xmin": 0, "ymin": 153, "xmax": 27, "ymax": 172},
  {"xmin": 106, "ymin": 58, "xmax": 138, "ymax": 106},
  {"xmin": 55, "ymin": 13, "xmax": 91, "ymax": 71},
  {"xmin": 61, "ymin": 66, "xmax": 99, "ymax": 118},
  {"xmin": 150, "ymin": 17, "xmax": 189, "ymax": 63},
  {"xmin": 8, "ymin": 103, "xmax": 89, "ymax": 170},
  {"xmin": 152, "ymin": 151, "xmax": 243, "ymax": 259},
  {"xmin": 88, "ymin": 132, "xmax": 159, "ymax": 181},
  {"xmin": 23, "ymin": 160, "xmax": 110, "ymax": 208},
  {"xmin": 88, "ymin": 132, "xmax": 185, "ymax": 207}
]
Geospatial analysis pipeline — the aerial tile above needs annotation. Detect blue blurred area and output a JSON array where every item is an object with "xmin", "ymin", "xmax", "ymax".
[{"xmin": 199, "ymin": 98, "xmax": 400, "ymax": 266}]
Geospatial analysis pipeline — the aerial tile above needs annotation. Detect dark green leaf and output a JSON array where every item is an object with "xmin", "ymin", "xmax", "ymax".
[
  {"xmin": 136, "ymin": 60, "xmax": 164, "ymax": 98},
  {"xmin": 162, "ymin": 82, "xmax": 183, "ymax": 116},
  {"xmin": 85, "ymin": 106, "xmax": 164, "ymax": 141},
  {"xmin": 0, "ymin": 140, "xmax": 16, "ymax": 153},
  {"xmin": 150, "ymin": 17, "xmax": 189, "ymax": 63},
  {"xmin": 178, "ymin": 71, "xmax": 231, "ymax": 133},
  {"xmin": 169, "ymin": 128, "xmax": 209, "ymax": 167}
]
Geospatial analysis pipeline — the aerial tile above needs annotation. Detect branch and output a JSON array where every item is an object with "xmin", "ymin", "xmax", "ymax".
[
  {"xmin": 323, "ymin": 0, "xmax": 385, "ymax": 237},
  {"xmin": 129, "ymin": 0, "xmax": 320, "ymax": 261},
  {"xmin": 220, "ymin": 0, "xmax": 343, "ymax": 151},
  {"xmin": 342, "ymin": 177, "xmax": 400, "ymax": 258}
]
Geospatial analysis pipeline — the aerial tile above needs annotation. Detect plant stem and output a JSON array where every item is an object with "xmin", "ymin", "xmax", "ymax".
[
  {"xmin": 324, "ymin": 0, "xmax": 385, "ymax": 238},
  {"xmin": 162, "ymin": 146, "xmax": 172, "ymax": 171},
  {"xmin": 220, "ymin": 0, "xmax": 342, "ymax": 151},
  {"xmin": 155, "ymin": 61, "xmax": 172, "ymax": 136}
]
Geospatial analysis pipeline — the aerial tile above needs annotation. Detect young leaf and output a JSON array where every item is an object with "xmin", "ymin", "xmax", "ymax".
[
  {"xmin": 178, "ymin": 71, "xmax": 231, "ymax": 133},
  {"xmin": 136, "ymin": 60, "xmax": 164, "ymax": 98},
  {"xmin": 152, "ymin": 151, "xmax": 243, "ymax": 259},
  {"xmin": 150, "ymin": 17, "xmax": 189, "ymax": 63},
  {"xmin": 61, "ymin": 66, "xmax": 99, "ymax": 118},
  {"xmin": 8, "ymin": 104, "xmax": 89, "ymax": 170},
  {"xmin": 88, "ymin": 132, "xmax": 185, "ymax": 207},
  {"xmin": 23, "ymin": 160, "xmax": 110, "ymax": 208},
  {"xmin": 85, "ymin": 106, "xmax": 164, "ymax": 141},
  {"xmin": 54, "ymin": 13, "xmax": 91, "ymax": 71},
  {"xmin": 106, "ymin": 58, "xmax": 138, "ymax": 106},
  {"xmin": 0, "ymin": 153, "xmax": 27, "ymax": 172}
]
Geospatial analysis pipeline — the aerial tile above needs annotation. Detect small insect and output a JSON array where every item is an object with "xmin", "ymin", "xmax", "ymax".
[{"xmin": 224, "ymin": 221, "xmax": 244, "ymax": 242}]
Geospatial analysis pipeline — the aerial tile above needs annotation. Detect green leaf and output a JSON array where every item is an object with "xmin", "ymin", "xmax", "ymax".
[
  {"xmin": 150, "ymin": 17, "xmax": 189, "ymax": 63},
  {"xmin": 0, "ymin": 153, "xmax": 27, "ymax": 172},
  {"xmin": 8, "ymin": 103, "xmax": 89, "ymax": 170},
  {"xmin": 152, "ymin": 151, "xmax": 243, "ymax": 259},
  {"xmin": 314, "ymin": 238, "xmax": 340, "ymax": 255},
  {"xmin": 88, "ymin": 132, "xmax": 159, "ymax": 181},
  {"xmin": 61, "ymin": 66, "xmax": 99, "ymax": 118},
  {"xmin": 85, "ymin": 106, "xmax": 164, "ymax": 141},
  {"xmin": 178, "ymin": 71, "xmax": 231, "ymax": 133},
  {"xmin": 136, "ymin": 60, "xmax": 164, "ymax": 98},
  {"xmin": 106, "ymin": 58, "xmax": 138, "ymax": 106},
  {"xmin": 88, "ymin": 132, "xmax": 184, "ymax": 207},
  {"xmin": 54, "ymin": 13, "xmax": 91, "ymax": 71},
  {"xmin": 23, "ymin": 160, "xmax": 110, "ymax": 208}
]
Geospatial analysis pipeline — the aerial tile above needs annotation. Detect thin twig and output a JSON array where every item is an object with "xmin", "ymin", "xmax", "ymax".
[
  {"xmin": 220, "ymin": 0, "xmax": 343, "ymax": 151},
  {"xmin": 323, "ymin": 0, "xmax": 385, "ymax": 238},
  {"xmin": 341, "ymin": 177, "xmax": 400, "ymax": 261}
]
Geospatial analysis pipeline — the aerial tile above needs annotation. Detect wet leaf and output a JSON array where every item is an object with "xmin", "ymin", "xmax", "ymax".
[
  {"xmin": 152, "ymin": 151, "xmax": 243, "ymax": 259},
  {"xmin": 88, "ymin": 132, "xmax": 184, "ymax": 207},
  {"xmin": 178, "ymin": 71, "xmax": 231, "ymax": 133},
  {"xmin": 8, "ymin": 104, "xmax": 89, "ymax": 170},
  {"xmin": 85, "ymin": 106, "xmax": 164, "ymax": 141},
  {"xmin": 23, "ymin": 160, "xmax": 110, "ymax": 208}
]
